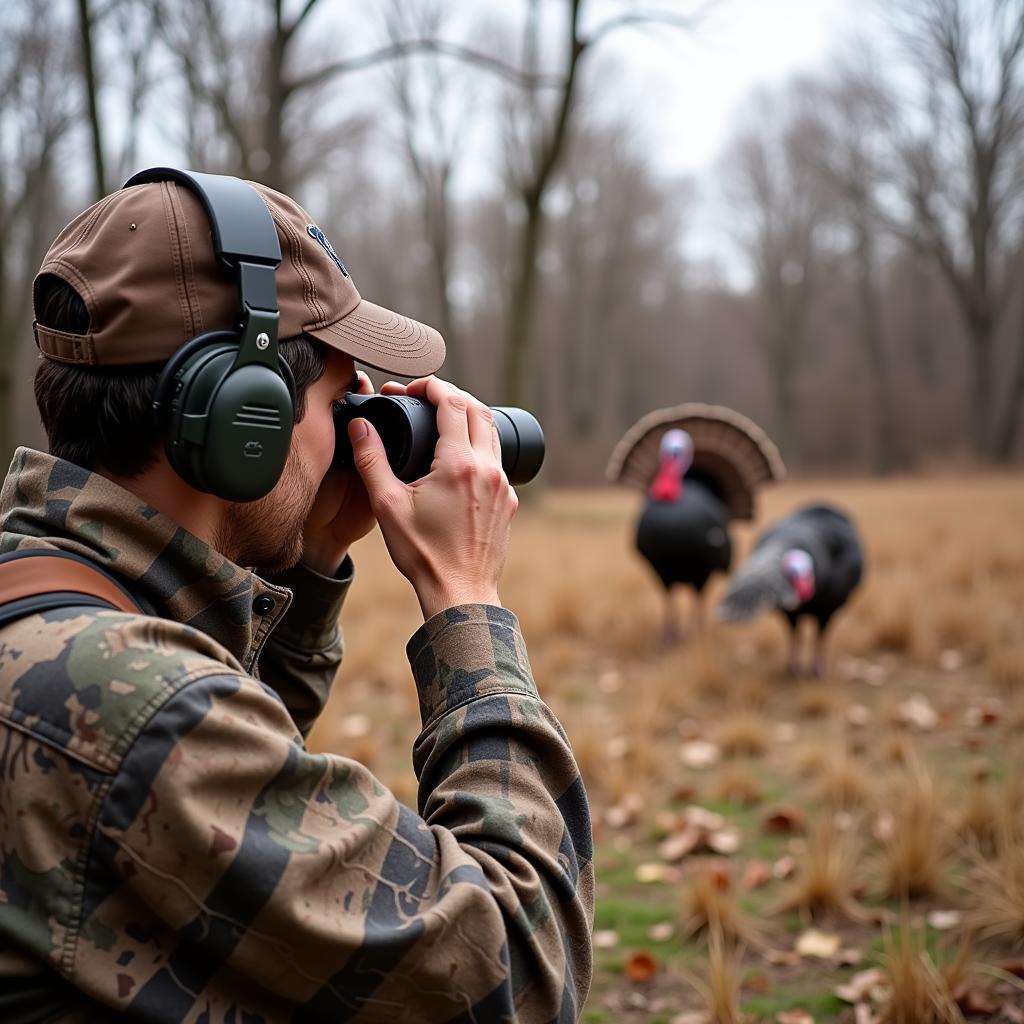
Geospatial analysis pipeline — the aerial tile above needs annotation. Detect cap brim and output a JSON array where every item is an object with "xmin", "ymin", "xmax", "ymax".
[{"xmin": 308, "ymin": 299, "xmax": 445, "ymax": 377}]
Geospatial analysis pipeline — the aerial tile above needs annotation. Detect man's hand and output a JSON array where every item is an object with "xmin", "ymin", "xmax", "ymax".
[
  {"xmin": 349, "ymin": 376, "xmax": 518, "ymax": 620},
  {"xmin": 301, "ymin": 371, "xmax": 376, "ymax": 576}
]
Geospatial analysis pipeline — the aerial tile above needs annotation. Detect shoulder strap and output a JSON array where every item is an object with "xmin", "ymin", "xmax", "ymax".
[{"xmin": 0, "ymin": 550, "xmax": 143, "ymax": 630}]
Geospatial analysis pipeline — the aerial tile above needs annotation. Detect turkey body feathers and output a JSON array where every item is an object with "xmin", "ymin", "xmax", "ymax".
[
  {"xmin": 636, "ymin": 479, "xmax": 732, "ymax": 592},
  {"xmin": 721, "ymin": 504, "xmax": 864, "ymax": 627}
]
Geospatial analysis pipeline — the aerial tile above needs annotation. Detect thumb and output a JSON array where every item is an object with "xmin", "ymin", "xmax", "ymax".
[{"xmin": 348, "ymin": 418, "xmax": 400, "ymax": 502}]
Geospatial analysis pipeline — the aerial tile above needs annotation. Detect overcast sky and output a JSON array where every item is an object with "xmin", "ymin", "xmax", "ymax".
[{"xmin": 597, "ymin": 0, "xmax": 865, "ymax": 176}]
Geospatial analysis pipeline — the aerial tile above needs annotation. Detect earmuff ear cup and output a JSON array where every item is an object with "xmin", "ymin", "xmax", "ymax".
[{"xmin": 157, "ymin": 332, "xmax": 295, "ymax": 502}]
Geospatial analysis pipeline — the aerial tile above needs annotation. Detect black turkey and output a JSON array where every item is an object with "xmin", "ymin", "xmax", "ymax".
[
  {"xmin": 607, "ymin": 405, "xmax": 785, "ymax": 646},
  {"xmin": 718, "ymin": 504, "xmax": 864, "ymax": 676}
]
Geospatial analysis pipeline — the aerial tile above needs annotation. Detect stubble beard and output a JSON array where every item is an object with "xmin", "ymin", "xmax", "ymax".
[{"xmin": 218, "ymin": 448, "xmax": 318, "ymax": 572}]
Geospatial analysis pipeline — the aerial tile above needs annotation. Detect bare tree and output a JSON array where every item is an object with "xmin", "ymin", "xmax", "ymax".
[
  {"xmin": 721, "ymin": 86, "xmax": 831, "ymax": 458},
  {"xmin": 381, "ymin": 0, "xmax": 478, "ymax": 380},
  {"xmin": 884, "ymin": 0, "xmax": 1024, "ymax": 459},
  {"xmin": 497, "ymin": 0, "xmax": 709, "ymax": 407},
  {"xmin": 544, "ymin": 113, "xmax": 690, "ymax": 445},
  {"xmin": 793, "ymin": 67, "xmax": 910, "ymax": 472},
  {"xmin": 76, "ymin": 0, "xmax": 106, "ymax": 200},
  {"xmin": 77, "ymin": 0, "xmax": 163, "ymax": 197},
  {"xmin": 0, "ymin": 2, "xmax": 78, "ymax": 463}
]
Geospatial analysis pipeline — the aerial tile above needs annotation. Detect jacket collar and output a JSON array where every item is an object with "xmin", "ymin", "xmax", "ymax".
[{"xmin": 0, "ymin": 448, "xmax": 291, "ymax": 672}]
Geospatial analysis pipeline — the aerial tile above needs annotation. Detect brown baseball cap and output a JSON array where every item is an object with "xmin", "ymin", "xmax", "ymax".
[{"xmin": 32, "ymin": 178, "xmax": 445, "ymax": 376}]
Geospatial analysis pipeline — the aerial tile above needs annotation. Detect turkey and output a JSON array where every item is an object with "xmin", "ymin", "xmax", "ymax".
[
  {"xmin": 718, "ymin": 504, "xmax": 864, "ymax": 676},
  {"xmin": 607, "ymin": 404, "xmax": 785, "ymax": 646}
]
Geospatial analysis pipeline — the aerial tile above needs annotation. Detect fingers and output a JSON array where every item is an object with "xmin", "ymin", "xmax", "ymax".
[
  {"xmin": 353, "ymin": 370, "xmax": 374, "ymax": 396},
  {"xmin": 490, "ymin": 417, "xmax": 502, "ymax": 462},
  {"xmin": 348, "ymin": 419, "xmax": 403, "ymax": 509},
  {"xmin": 379, "ymin": 380, "xmax": 408, "ymax": 396},
  {"xmin": 467, "ymin": 402, "xmax": 496, "ymax": 457},
  {"xmin": 395, "ymin": 376, "xmax": 502, "ymax": 470},
  {"xmin": 421, "ymin": 377, "xmax": 471, "ymax": 451}
]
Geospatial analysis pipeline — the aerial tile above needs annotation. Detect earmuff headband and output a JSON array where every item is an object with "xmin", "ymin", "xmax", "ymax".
[
  {"xmin": 124, "ymin": 167, "xmax": 295, "ymax": 502},
  {"xmin": 122, "ymin": 168, "xmax": 282, "ymax": 373}
]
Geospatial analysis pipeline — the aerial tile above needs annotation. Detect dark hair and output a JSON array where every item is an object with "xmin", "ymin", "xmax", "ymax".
[{"xmin": 33, "ymin": 274, "xmax": 326, "ymax": 477}]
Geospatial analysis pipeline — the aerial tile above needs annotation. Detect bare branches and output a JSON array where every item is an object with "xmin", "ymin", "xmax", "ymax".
[
  {"xmin": 286, "ymin": 37, "xmax": 565, "ymax": 96},
  {"xmin": 582, "ymin": 0, "xmax": 715, "ymax": 49}
]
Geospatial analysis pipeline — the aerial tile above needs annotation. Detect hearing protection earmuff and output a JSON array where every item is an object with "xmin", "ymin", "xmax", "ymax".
[{"xmin": 123, "ymin": 167, "xmax": 296, "ymax": 503}]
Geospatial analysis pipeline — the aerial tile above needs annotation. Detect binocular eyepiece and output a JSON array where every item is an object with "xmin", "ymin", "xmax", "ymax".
[{"xmin": 333, "ymin": 393, "xmax": 545, "ymax": 485}]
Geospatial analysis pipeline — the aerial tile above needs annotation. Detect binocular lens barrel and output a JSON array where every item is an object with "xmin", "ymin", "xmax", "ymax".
[{"xmin": 333, "ymin": 394, "xmax": 545, "ymax": 485}]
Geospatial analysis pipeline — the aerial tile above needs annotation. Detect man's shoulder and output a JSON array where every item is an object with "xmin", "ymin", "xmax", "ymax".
[{"xmin": 0, "ymin": 605, "xmax": 249, "ymax": 773}]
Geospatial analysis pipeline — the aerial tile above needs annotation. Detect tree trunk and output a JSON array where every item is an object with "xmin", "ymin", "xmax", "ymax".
[
  {"xmin": 77, "ymin": 0, "xmax": 107, "ymax": 201},
  {"xmin": 265, "ymin": 10, "xmax": 288, "ymax": 191},
  {"xmin": 772, "ymin": 343, "xmax": 796, "ymax": 461},
  {"xmin": 993, "ymin": 305, "xmax": 1024, "ymax": 461},
  {"xmin": 499, "ymin": 0, "xmax": 584, "ymax": 407},
  {"xmin": 967, "ymin": 310, "xmax": 995, "ymax": 458},
  {"xmin": 854, "ymin": 223, "xmax": 902, "ymax": 472}
]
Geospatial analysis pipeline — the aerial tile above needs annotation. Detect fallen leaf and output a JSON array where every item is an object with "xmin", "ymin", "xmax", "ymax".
[
  {"xmin": 776, "ymin": 1012, "xmax": 814, "ymax": 1024},
  {"xmin": 952, "ymin": 984, "xmax": 998, "ymax": 1015},
  {"xmin": 774, "ymin": 722, "xmax": 799, "ymax": 743},
  {"xmin": 705, "ymin": 863, "xmax": 732, "ymax": 890},
  {"xmin": 593, "ymin": 929, "xmax": 620, "ymax": 949},
  {"xmin": 873, "ymin": 812, "xmax": 895, "ymax": 842},
  {"xmin": 835, "ymin": 968, "xmax": 887, "ymax": 1004},
  {"xmin": 1003, "ymin": 1004, "xmax": 1024, "ymax": 1024},
  {"xmin": 659, "ymin": 826, "xmax": 702, "ymax": 862},
  {"xmin": 624, "ymin": 949, "xmax": 658, "ymax": 982},
  {"xmin": 685, "ymin": 805, "xmax": 726, "ymax": 831},
  {"xmin": 895, "ymin": 694, "xmax": 938, "ymax": 731},
  {"xmin": 926, "ymin": 909, "xmax": 962, "ymax": 931},
  {"xmin": 762, "ymin": 806, "xmax": 806, "ymax": 835},
  {"xmin": 605, "ymin": 792, "xmax": 645, "ymax": 829},
  {"xmin": 745, "ymin": 971, "xmax": 770, "ymax": 993},
  {"xmin": 635, "ymin": 862, "xmax": 670, "ymax": 884},
  {"xmin": 939, "ymin": 648, "xmax": 965, "ymax": 672},
  {"xmin": 835, "ymin": 948, "xmax": 864, "ymax": 967},
  {"xmin": 772, "ymin": 855, "xmax": 796, "ymax": 880},
  {"xmin": 854, "ymin": 1006, "xmax": 881, "ymax": 1024},
  {"xmin": 671, "ymin": 782, "xmax": 699, "ymax": 803},
  {"xmin": 648, "ymin": 921, "xmax": 675, "ymax": 942},
  {"xmin": 795, "ymin": 929, "xmax": 841, "ymax": 959},
  {"xmin": 679, "ymin": 740, "xmax": 721, "ymax": 770},
  {"xmin": 847, "ymin": 704, "xmax": 871, "ymax": 727},
  {"xmin": 598, "ymin": 669, "xmax": 623, "ymax": 693},
  {"xmin": 671, "ymin": 1013, "xmax": 709, "ymax": 1024},
  {"xmin": 708, "ymin": 826, "xmax": 742, "ymax": 855},
  {"xmin": 864, "ymin": 663, "xmax": 888, "ymax": 686},
  {"xmin": 742, "ymin": 859, "xmax": 771, "ymax": 890}
]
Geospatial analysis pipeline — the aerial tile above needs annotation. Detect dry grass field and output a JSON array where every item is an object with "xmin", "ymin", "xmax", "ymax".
[{"xmin": 308, "ymin": 474, "xmax": 1024, "ymax": 1023}]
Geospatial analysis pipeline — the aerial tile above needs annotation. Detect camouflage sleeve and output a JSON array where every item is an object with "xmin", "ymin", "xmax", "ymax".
[
  {"xmin": 91, "ymin": 605, "xmax": 593, "ymax": 1022},
  {"xmin": 256, "ymin": 555, "xmax": 354, "ymax": 737}
]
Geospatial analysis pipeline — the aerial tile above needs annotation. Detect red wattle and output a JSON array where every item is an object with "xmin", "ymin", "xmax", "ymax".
[{"xmin": 649, "ymin": 456, "xmax": 684, "ymax": 503}]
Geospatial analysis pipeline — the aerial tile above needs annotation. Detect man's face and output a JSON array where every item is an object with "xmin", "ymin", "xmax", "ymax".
[{"xmin": 223, "ymin": 348, "xmax": 357, "ymax": 570}]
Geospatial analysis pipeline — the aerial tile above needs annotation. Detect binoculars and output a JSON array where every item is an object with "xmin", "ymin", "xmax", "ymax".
[{"xmin": 333, "ymin": 393, "xmax": 545, "ymax": 485}]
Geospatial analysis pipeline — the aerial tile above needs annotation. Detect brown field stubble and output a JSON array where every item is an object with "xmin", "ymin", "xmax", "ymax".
[{"xmin": 308, "ymin": 474, "xmax": 1024, "ymax": 1021}]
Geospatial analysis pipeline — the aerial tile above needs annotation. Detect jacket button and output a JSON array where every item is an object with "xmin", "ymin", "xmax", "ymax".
[{"xmin": 252, "ymin": 595, "xmax": 276, "ymax": 615}]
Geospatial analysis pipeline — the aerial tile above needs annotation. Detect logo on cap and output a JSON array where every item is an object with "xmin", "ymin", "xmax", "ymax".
[{"xmin": 306, "ymin": 225, "xmax": 349, "ymax": 277}]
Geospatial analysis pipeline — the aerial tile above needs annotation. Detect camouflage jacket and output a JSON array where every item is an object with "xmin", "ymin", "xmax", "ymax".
[{"xmin": 0, "ymin": 448, "xmax": 593, "ymax": 1023}]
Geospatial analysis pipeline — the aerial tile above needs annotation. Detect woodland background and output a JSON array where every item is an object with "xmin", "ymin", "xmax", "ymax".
[{"xmin": 2, "ymin": 0, "xmax": 1024, "ymax": 480}]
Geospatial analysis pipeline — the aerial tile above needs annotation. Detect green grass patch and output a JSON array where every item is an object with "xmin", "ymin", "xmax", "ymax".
[{"xmin": 742, "ymin": 985, "xmax": 848, "ymax": 1018}]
